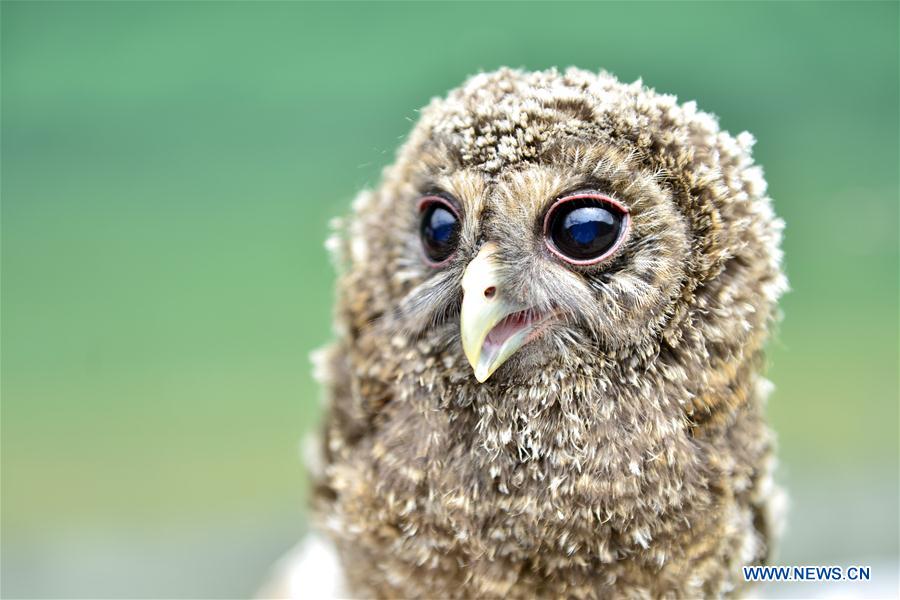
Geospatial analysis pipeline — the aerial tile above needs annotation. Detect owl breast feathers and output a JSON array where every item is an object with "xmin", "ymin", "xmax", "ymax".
[{"xmin": 311, "ymin": 67, "xmax": 787, "ymax": 599}]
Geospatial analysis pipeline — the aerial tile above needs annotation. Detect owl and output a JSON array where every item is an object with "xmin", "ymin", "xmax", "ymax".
[{"xmin": 309, "ymin": 67, "xmax": 787, "ymax": 598}]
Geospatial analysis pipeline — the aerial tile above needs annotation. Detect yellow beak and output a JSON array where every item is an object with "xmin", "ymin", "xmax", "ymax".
[{"xmin": 460, "ymin": 243, "xmax": 538, "ymax": 383}]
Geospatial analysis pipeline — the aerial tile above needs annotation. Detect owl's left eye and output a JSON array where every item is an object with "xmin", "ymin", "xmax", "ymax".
[
  {"xmin": 544, "ymin": 194, "xmax": 629, "ymax": 265},
  {"xmin": 418, "ymin": 196, "xmax": 461, "ymax": 266}
]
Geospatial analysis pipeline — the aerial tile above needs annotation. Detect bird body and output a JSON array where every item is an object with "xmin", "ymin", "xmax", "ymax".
[{"xmin": 310, "ymin": 68, "xmax": 786, "ymax": 598}]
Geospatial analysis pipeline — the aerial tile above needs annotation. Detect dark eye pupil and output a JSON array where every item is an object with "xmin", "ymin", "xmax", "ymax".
[
  {"xmin": 421, "ymin": 203, "xmax": 459, "ymax": 264},
  {"xmin": 549, "ymin": 200, "xmax": 625, "ymax": 262},
  {"xmin": 428, "ymin": 208, "xmax": 456, "ymax": 243}
]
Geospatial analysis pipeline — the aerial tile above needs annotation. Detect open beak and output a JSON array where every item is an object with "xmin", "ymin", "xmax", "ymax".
[{"xmin": 460, "ymin": 243, "xmax": 549, "ymax": 383}]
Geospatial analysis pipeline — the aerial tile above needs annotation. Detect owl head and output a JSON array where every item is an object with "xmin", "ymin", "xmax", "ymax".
[{"xmin": 332, "ymin": 67, "xmax": 784, "ymax": 427}]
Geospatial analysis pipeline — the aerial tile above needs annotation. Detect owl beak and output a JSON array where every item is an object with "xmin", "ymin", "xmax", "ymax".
[{"xmin": 461, "ymin": 243, "xmax": 538, "ymax": 383}]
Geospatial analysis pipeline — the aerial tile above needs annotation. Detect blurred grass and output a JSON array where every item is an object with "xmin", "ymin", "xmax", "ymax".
[{"xmin": 2, "ymin": 1, "xmax": 898, "ymax": 597}]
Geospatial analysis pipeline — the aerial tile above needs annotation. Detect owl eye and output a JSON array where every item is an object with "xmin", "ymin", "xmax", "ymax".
[
  {"xmin": 418, "ymin": 196, "xmax": 461, "ymax": 266},
  {"xmin": 544, "ymin": 194, "xmax": 629, "ymax": 264}
]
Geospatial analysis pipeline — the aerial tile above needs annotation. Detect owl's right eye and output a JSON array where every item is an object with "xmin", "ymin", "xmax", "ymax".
[{"xmin": 418, "ymin": 196, "xmax": 460, "ymax": 267}]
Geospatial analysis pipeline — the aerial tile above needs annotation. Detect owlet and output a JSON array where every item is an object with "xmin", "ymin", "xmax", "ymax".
[{"xmin": 310, "ymin": 67, "xmax": 787, "ymax": 599}]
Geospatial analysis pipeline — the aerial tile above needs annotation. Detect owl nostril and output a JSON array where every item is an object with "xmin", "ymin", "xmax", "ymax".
[{"xmin": 483, "ymin": 286, "xmax": 496, "ymax": 299}]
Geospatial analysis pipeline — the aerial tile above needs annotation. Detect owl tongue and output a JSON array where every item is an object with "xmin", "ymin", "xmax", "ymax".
[{"xmin": 484, "ymin": 310, "xmax": 533, "ymax": 350}]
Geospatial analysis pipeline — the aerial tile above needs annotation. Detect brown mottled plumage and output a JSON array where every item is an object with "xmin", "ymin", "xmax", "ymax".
[{"xmin": 311, "ymin": 67, "xmax": 787, "ymax": 598}]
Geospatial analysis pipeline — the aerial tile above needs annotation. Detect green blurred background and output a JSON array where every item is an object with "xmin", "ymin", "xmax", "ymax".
[{"xmin": 2, "ymin": 1, "xmax": 897, "ymax": 597}]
